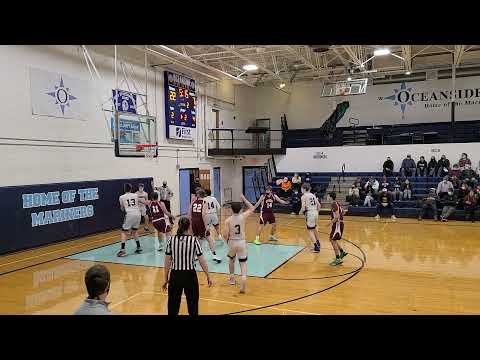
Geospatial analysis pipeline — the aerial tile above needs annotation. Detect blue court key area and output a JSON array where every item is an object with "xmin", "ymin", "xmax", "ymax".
[{"xmin": 66, "ymin": 236, "xmax": 304, "ymax": 278}]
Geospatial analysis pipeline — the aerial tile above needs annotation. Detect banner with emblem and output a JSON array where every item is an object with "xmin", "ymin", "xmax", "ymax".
[{"xmin": 30, "ymin": 67, "xmax": 92, "ymax": 120}]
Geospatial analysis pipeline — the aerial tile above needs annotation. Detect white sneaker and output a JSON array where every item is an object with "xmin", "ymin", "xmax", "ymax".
[
  {"xmin": 212, "ymin": 254, "xmax": 222, "ymax": 263},
  {"xmin": 391, "ymin": 215, "xmax": 397, "ymax": 221},
  {"xmin": 239, "ymin": 280, "xmax": 246, "ymax": 294},
  {"xmin": 229, "ymin": 276, "xmax": 236, "ymax": 285},
  {"xmin": 375, "ymin": 215, "xmax": 380, "ymax": 221}
]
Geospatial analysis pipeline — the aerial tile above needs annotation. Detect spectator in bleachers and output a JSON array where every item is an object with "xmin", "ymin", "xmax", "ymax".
[
  {"xmin": 290, "ymin": 188, "xmax": 302, "ymax": 215},
  {"xmin": 380, "ymin": 175, "xmax": 390, "ymax": 191},
  {"xmin": 418, "ymin": 189, "xmax": 438, "ymax": 221},
  {"xmin": 291, "ymin": 173, "xmax": 302, "ymax": 191},
  {"xmin": 457, "ymin": 183, "xmax": 470, "ymax": 209},
  {"xmin": 304, "ymin": 172, "xmax": 311, "ymax": 184},
  {"xmin": 428, "ymin": 156, "xmax": 438, "ymax": 176},
  {"xmin": 353, "ymin": 177, "xmax": 362, "ymax": 188},
  {"xmin": 460, "ymin": 164, "xmax": 478, "ymax": 189},
  {"xmin": 449, "ymin": 163, "xmax": 461, "ymax": 178},
  {"xmin": 383, "ymin": 157, "xmax": 394, "ymax": 177},
  {"xmin": 437, "ymin": 154, "xmax": 450, "ymax": 177},
  {"xmin": 280, "ymin": 177, "xmax": 292, "ymax": 198},
  {"xmin": 374, "ymin": 188, "xmax": 396, "ymax": 221},
  {"xmin": 464, "ymin": 189, "xmax": 477, "ymax": 222},
  {"xmin": 364, "ymin": 177, "xmax": 379, "ymax": 197},
  {"xmin": 416, "ymin": 156, "xmax": 428, "ymax": 177},
  {"xmin": 400, "ymin": 154, "xmax": 416, "ymax": 178},
  {"xmin": 363, "ymin": 190, "xmax": 375, "ymax": 207},
  {"xmin": 437, "ymin": 176, "xmax": 454, "ymax": 198},
  {"xmin": 347, "ymin": 184, "xmax": 360, "ymax": 206},
  {"xmin": 458, "ymin": 153, "xmax": 472, "ymax": 171},
  {"xmin": 402, "ymin": 178, "xmax": 413, "ymax": 200},
  {"xmin": 392, "ymin": 176, "xmax": 402, "ymax": 201},
  {"xmin": 451, "ymin": 175, "xmax": 461, "ymax": 190},
  {"xmin": 440, "ymin": 188, "xmax": 457, "ymax": 222},
  {"xmin": 475, "ymin": 161, "xmax": 480, "ymax": 178},
  {"xmin": 476, "ymin": 184, "xmax": 480, "ymax": 197}
]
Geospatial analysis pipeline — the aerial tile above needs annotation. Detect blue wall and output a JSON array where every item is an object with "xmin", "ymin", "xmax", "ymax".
[{"xmin": 0, "ymin": 177, "xmax": 153, "ymax": 255}]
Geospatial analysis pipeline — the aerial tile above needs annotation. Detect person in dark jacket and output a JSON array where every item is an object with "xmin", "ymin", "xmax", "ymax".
[
  {"xmin": 440, "ymin": 189, "xmax": 457, "ymax": 222},
  {"xmin": 290, "ymin": 188, "xmax": 302, "ymax": 215},
  {"xmin": 416, "ymin": 156, "xmax": 428, "ymax": 177},
  {"xmin": 418, "ymin": 189, "xmax": 438, "ymax": 221},
  {"xmin": 400, "ymin": 154, "xmax": 416, "ymax": 178},
  {"xmin": 437, "ymin": 155, "xmax": 450, "ymax": 177},
  {"xmin": 457, "ymin": 183, "xmax": 470, "ymax": 209},
  {"xmin": 464, "ymin": 190, "xmax": 478, "ymax": 222},
  {"xmin": 392, "ymin": 176, "xmax": 402, "ymax": 201},
  {"xmin": 401, "ymin": 178, "xmax": 413, "ymax": 200},
  {"xmin": 374, "ymin": 188, "xmax": 396, "ymax": 221},
  {"xmin": 383, "ymin": 157, "xmax": 394, "ymax": 177},
  {"xmin": 460, "ymin": 164, "xmax": 478, "ymax": 189},
  {"xmin": 451, "ymin": 175, "xmax": 461, "ymax": 190},
  {"xmin": 427, "ymin": 156, "xmax": 438, "ymax": 176}
]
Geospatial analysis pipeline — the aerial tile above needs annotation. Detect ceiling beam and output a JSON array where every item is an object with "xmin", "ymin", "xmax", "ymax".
[
  {"xmin": 155, "ymin": 45, "xmax": 255, "ymax": 87},
  {"xmin": 454, "ymin": 45, "xmax": 466, "ymax": 66},
  {"xmin": 401, "ymin": 45, "xmax": 412, "ymax": 72},
  {"xmin": 331, "ymin": 47, "xmax": 351, "ymax": 68},
  {"xmin": 342, "ymin": 45, "xmax": 363, "ymax": 66},
  {"xmin": 217, "ymin": 45, "xmax": 284, "ymax": 81}
]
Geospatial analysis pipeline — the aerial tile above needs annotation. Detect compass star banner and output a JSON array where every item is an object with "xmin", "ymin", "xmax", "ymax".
[{"xmin": 30, "ymin": 67, "xmax": 92, "ymax": 120}]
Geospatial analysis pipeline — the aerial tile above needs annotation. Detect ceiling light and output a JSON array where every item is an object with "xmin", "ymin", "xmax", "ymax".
[
  {"xmin": 373, "ymin": 48, "xmax": 391, "ymax": 56},
  {"xmin": 279, "ymin": 83, "xmax": 286, "ymax": 89},
  {"xmin": 242, "ymin": 64, "xmax": 258, "ymax": 71},
  {"xmin": 405, "ymin": 71, "xmax": 412, "ymax": 75},
  {"xmin": 347, "ymin": 77, "xmax": 352, "ymax": 81}
]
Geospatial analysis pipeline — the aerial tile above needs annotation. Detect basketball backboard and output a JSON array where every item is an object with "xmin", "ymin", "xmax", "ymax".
[
  {"xmin": 321, "ymin": 78, "xmax": 368, "ymax": 97},
  {"xmin": 113, "ymin": 111, "xmax": 157, "ymax": 157}
]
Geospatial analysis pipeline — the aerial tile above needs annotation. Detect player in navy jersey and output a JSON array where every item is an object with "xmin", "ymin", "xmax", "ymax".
[
  {"xmin": 188, "ymin": 189, "xmax": 221, "ymax": 263},
  {"xmin": 253, "ymin": 185, "xmax": 289, "ymax": 245},
  {"xmin": 325, "ymin": 192, "xmax": 348, "ymax": 266}
]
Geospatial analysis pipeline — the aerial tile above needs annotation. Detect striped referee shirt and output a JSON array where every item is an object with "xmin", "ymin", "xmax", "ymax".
[{"xmin": 165, "ymin": 235, "xmax": 203, "ymax": 270}]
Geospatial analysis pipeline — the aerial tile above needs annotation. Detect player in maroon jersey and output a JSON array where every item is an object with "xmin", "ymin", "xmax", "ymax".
[
  {"xmin": 139, "ymin": 192, "xmax": 174, "ymax": 252},
  {"xmin": 253, "ymin": 185, "xmax": 289, "ymax": 245},
  {"xmin": 188, "ymin": 189, "xmax": 221, "ymax": 263},
  {"xmin": 325, "ymin": 192, "xmax": 348, "ymax": 266}
]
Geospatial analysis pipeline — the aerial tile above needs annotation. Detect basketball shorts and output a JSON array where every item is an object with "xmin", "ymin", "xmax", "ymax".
[
  {"xmin": 122, "ymin": 212, "xmax": 141, "ymax": 231},
  {"xmin": 227, "ymin": 239, "xmax": 247, "ymax": 261},
  {"xmin": 192, "ymin": 219, "xmax": 210, "ymax": 238},
  {"xmin": 152, "ymin": 218, "xmax": 171, "ymax": 233},
  {"xmin": 259, "ymin": 212, "xmax": 275, "ymax": 225},
  {"xmin": 330, "ymin": 221, "xmax": 344, "ymax": 241},
  {"xmin": 305, "ymin": 210, "xmax": 318, "ymax": 229},
  {"xmin": 139, "ymin": 207, "xmax": 147, "ymax": 217},
  {"xmin": 206, "ymin": 213, "xmax": 219, "ymax": 227}
]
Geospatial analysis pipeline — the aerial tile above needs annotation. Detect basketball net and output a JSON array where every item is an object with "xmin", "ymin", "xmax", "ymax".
[{"xmin": 136, "ymin": 144, "xmax": 157, "ymax": 161}]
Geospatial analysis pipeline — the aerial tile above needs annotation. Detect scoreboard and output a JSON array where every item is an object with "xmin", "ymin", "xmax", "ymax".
[{"xmin": 164, "ymin": 71, "xmax": 197, "ymax": 140}]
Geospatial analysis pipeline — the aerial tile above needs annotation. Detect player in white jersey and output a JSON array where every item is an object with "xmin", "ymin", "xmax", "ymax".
[
  {"xmin": 118, "ymin": 183, "xmax": 142, "ymax": 257},
  {"xmin": 300, "ymin": 183, "xmax": 322, "ymax": 253},
  {"xmin": 224, "ymin": 194, "xmax": 255, "ymax": 294},
  {"xmin": 204, "ymin": 189, "xmax": 224, "ymax": 243},
  {"xmin": 136, "ymin": 183, "xmax": 150, "ymax": 232}
]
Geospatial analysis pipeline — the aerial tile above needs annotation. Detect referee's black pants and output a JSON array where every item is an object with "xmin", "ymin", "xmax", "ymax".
[{"xmin": 168, "ymin": 270, "xmax": 199, "ymax": 316}]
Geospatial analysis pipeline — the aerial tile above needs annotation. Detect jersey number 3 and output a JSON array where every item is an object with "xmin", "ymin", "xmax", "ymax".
[{"xmin": 234, "ymin": 224, "xmax": 241, "ymax": 235}]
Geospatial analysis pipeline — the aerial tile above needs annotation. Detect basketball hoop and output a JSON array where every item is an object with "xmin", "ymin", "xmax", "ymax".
[{"xmin": 136, "ymin": 144, "xmax": 157, "ymax": 160}]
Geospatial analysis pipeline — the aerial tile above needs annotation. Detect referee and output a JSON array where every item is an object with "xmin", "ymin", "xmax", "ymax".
[{"xmin": 163, "ymin": 216, "xmax": 213, "ymax": 315}]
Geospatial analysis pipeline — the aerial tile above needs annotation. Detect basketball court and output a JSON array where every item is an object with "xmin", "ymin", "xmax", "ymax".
[{"xmin": 1, "ymin": 45, "xmax": 480, "ymax": 315}]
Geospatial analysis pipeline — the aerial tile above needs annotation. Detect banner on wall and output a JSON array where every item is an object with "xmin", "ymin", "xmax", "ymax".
[
  {"xmin": 0, "ymin": 177, "xmax": 153, "ymax": 255},
  {"xmin": 112, "ymin": 89, "xmax": 137, "ymax": 114},
  {"xmin": 339, "ymin": 76, "xmax": 480, "ymax": 126},
  {"xmin": 30, "ymin": 67, "xmax": 92, "ymax": 120},
  {"xmin": 164, "ymin": 71, "xmax": 197, "ymax": 140}
]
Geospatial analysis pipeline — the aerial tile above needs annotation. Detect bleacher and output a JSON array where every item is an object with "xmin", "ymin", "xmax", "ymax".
[{"xmin": 272, "ymin": 171, "xmax": 479, "ymax": 220}]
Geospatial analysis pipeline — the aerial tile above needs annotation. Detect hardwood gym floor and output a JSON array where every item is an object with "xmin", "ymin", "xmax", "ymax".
[{"xmin": 0, "ymin": 213, "xmax": 479, "ymax": 315}]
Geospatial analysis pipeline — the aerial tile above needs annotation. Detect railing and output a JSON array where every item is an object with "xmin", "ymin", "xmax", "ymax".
[{"xmin": 208, "ymin": 128, "xmax": 285, "ymax": 154}]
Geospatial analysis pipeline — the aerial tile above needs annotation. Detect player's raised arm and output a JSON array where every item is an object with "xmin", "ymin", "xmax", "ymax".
[
  {"xmin": 274, "ymin": 194, "xmax": 289, "ymax": 205},
  {"xmin": 240, "ymin": 194, "xmax": 255, "ymax": 217},
  {"xmin": 253, "ymin": 194, "xmax": 264, "ymax": 210}
]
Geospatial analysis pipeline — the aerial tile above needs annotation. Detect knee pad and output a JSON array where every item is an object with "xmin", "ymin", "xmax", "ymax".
[
  {"xmin": 227, "ymin": 254, "xmax": 235, "ymax": 260},
  {"xmin": 238, "ymin": 257, "xmax": 248, "ymax": 263}
]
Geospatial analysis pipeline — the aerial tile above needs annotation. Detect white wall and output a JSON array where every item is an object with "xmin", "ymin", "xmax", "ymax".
[
  {"xmin": 275, "ymin": 143, "xmax": 480, "ymax": 173},
  {"xmin": 0, "ymin": 45, "xmax": 260, "ymax": 215},
  {"xmin": 253, "ymin": 76, "xmax": 480, "ymax": 129}
]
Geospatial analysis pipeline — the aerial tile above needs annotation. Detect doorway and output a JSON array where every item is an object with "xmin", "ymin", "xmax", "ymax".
[
  {"xmin": 179, "ymin": 168, "xmax": 199, "ymax": 215},
  {"xmin": 213, "ymin": 167, "xmax": 221, "ymax": 205}
]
